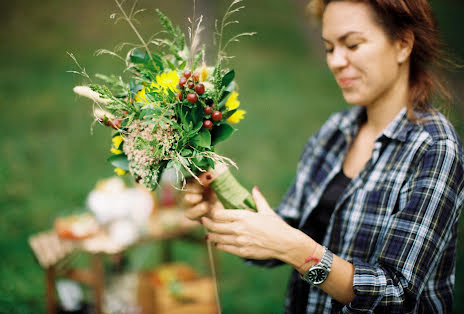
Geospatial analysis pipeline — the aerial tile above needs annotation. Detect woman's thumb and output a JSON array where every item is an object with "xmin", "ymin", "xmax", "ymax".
[{"xmin": 252, "ymin": 186, "xmax": 271, "ymax": 213}]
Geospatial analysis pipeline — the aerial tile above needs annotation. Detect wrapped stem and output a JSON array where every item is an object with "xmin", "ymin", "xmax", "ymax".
[{"xmin": 208, "ymin": 167, "xmax": 257, "ymax": 211}]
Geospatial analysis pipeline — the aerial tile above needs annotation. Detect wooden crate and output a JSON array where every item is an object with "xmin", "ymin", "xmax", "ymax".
[{"xmin": 138, "ymin": 274, "xmax": 217, "ymax": 314}]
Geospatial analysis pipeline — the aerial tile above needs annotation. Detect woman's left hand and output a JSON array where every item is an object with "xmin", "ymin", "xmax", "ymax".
[{"xmin": 202, "ymin": 187, "xmax": 300, "ymax": 261}]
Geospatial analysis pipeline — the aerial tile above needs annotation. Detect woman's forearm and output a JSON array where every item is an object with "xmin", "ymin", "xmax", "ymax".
[{"xmin": 278, "ymin": 228, "xmax": 355, "ymax": 305}]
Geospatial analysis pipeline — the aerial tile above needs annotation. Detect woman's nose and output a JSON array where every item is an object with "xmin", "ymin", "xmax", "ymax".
[{"xmin": 327, "ymin": 47, "xmax": 349, "ymax": 71}]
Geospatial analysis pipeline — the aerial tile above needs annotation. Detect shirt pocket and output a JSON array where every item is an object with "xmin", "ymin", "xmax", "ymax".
[{"xmin": 341, "ymin": 184, "xmax": 399, "ymax": 260}]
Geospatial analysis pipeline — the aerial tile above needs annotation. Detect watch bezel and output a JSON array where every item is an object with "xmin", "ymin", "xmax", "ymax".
[{"xmin": 303, "ymin": 265, "xmax": 330, "ymax": 285}]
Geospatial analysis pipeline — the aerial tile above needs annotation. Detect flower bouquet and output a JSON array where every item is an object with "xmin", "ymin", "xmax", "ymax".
[{"xmin": 72, "ymin": 0, "xmax": 256, "ymax": 210}]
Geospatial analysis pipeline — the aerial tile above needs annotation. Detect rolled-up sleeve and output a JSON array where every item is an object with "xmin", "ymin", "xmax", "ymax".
[{"xmin": 341, "ymin": 139, "xmax": 464, "ymax": 313}]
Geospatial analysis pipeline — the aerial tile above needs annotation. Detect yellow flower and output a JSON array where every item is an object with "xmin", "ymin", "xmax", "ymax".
[
  {"xmin": 114, "ymin": 168, "xmax": 126, "ymax": 176},
  {"xmin": 112, "ymin": 136, "xmax": 123, "ymax": 149},
  {"xmin": 200, "ymin": 64, "xmax": 209, "ymax": 82},
  {"xmin": 152, "ymin": 71, "xmax": 179, "ymax": 95},
  {"xmin": 110, "ymin": 147, "xmax": 123, "ymax": 154},
  {"xmin": 135, "ymin": 87, "xmax": 148, "ymax": 103},
  {"xmin": 225, "ymin": 91, "xmax": 240, "ymax": 110},
  {"xmin": 227, "ymin": 109, "xmax": 246, "ymax": 124},
  {"xmin": 111, "ymin": 136, "xmax": 123, "ymax": 154}
]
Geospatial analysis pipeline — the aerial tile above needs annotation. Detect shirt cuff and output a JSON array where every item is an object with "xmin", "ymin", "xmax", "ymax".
[
  {"xmin": 244, "ymin": 258, "xmax": 284, "ymax": 268},
  {"xmin": 340, "ymin": 258, "xmax": 386, "ymax": 312}
]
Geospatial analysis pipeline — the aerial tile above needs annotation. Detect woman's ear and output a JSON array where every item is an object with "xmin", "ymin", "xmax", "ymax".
[{"xmin": 396, "ymin": 30, "xmax": 414, "ymax": 64}]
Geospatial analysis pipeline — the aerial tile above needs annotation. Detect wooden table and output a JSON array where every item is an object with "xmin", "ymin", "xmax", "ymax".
[{"xmin": 29, "ymin": 210, "xmax": 206, "ymax": 314}]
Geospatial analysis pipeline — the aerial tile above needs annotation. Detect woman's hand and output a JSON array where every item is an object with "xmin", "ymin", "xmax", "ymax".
[
  {"xmin": 202, "ymin": 187, "xmax": 306, "ymax": 261},
  {"xmin": 182, "ymin": 171, "xmax": 223, "ymax": 221}
]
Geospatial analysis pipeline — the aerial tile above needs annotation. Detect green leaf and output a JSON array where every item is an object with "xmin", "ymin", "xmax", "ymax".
[
  {"xmin": 192, "ymin": 121, "xmax": 203, "ymax": 133},
  {"xmin": 166, "ymin": 58, "xmax": 177, "ymax": 71},
  {"xmin": 221, "ymin": 70, "xmax": 235, "ymax": 88},
  {"xmin": 129, "ymin": 81, "xmax": 144, "ymax": 95},
  {"xmin": 107, "ymin": 154, "xmax": 129, "ymax": 171},
  {"xmin": 219, "ymin": 90, "xmax": 231, "ymax": 105},
  {"xmin": 130, "ymin": 49, "xmax": 145, "ymax": 64},
  {"xmin": 211, "ymin": 123, "xmax": 235, "ymax": 146},
  {"xmin": 222, "ymin": 108, "xmax": 237, "ymax": 119},
  {"xmin": 191, "ymin": 105, "xmax": 204, "ymax": 125},
  {"xmin": 150, "ymin": 54, "xmax": 164, "ymax": 72},
  {"xmin": 181, "ymin": 148, "xmax": 193, "ymax": 157},
  {"xmin": 191, "ymin": 129, "xmax": 211, "ymax": 148}
]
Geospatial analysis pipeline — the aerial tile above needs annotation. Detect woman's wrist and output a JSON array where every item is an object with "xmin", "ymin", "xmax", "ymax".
[{"xmin": 278, "ymin": 228, "xmax": 323, "ymax": 274}]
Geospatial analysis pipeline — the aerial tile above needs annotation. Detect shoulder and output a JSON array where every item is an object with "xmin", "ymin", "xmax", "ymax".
[
  {"xmin": 412, "ymin": 109, "xmax": 463, "ymax": 159},
  {"xmin": 415, "ymin": 109, "xmax": 462, "ymax": 143}
]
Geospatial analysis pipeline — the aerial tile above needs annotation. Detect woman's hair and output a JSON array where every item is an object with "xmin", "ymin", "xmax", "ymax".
[{"xmin": 307, "ymin": 0, "xmax": 453, "ymax": 117}]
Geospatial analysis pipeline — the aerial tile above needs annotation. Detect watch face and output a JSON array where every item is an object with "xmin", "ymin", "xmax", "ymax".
[{"xmin": 306, "ymin": 266, "xmax": 329, "ymax": 285}]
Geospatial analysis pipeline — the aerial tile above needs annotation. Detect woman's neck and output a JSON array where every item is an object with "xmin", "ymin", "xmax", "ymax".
[{"xmin": 364, "ymin": 62, "xmax": 410, "ymax": 136}]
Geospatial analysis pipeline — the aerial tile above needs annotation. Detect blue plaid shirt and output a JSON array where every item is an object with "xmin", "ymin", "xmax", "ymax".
[{"xmin": 275, "ymin": 106, "xmax": 464, "ymax": 313}]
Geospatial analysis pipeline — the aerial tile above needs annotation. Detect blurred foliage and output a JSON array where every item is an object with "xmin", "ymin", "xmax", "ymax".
[{"xmin": 0, "ymin": 0, "xmax": 463, "ymax": 313}]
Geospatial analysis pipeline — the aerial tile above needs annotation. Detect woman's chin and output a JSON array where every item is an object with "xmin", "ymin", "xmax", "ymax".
[{"xmin": 342, "ymin": 93, "xmax": 367, "ymax": 107}]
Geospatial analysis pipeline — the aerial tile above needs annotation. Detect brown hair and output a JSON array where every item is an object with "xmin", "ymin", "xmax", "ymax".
[{"xmin": 307, "ymin": 0, "xmax": 453, "ymax": 118}]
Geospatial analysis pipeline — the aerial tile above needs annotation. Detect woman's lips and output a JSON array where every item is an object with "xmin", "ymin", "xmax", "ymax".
[{"xmin": 337, "ymin": 77, "xmax": 357, "ymax": 88}]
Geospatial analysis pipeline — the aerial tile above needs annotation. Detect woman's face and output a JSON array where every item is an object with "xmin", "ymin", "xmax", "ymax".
[{"xmin": 322, "ymin": 2, "xmax": 407, "ymax": 107}]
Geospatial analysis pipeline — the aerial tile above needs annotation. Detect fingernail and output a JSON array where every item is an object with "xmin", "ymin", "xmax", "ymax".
[
  {"xmin": 206, "ymin": 174, "xmax": 212, "ymax": 180},
  {"xmin": 205, "ymin": 234, "xmax": 209, "ymax": 240},
  {"xmin": 254, "ymin": 186, "xmax": 260, "ymax": 193}
]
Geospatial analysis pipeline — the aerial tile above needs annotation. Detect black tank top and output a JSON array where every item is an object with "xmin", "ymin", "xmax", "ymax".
[{"xmin": 287, "ymin": 170, "xmax": 351, "ymax": 314}]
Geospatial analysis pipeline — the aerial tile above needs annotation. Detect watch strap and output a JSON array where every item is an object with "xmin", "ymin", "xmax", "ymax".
[{"xmin": 300, "ymin": 246, "xmax": 333, "ymax": 285}]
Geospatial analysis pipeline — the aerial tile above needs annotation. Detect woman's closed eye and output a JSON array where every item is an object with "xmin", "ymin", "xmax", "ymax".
[{"xmin": 347, "ymin": 43, "xmax": 359, "ymax": 50}]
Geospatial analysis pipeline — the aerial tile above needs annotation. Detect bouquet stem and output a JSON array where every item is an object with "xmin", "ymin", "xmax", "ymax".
[{"xmin": 208, "ymin": 166, "xmax": 257, "ymax": 211}]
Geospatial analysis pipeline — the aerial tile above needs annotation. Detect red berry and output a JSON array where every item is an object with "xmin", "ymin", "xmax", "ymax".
[
  {"xmin": 204, "ymin": 106, "xmax": 212, "ymax": 115},
  {"xmin": 121, "ymin": 110, "xmax": 129, "ymax": 115},
  {"xmin": 178, "ymin": 92, "xmax": 183, "ymax": 101},
  {"xmin": 187, "ymin": 93, "xmax": 198, "ymax": 103},
  {"xmin": 187, "ymin": 81, "xmax": 194, "ymax": 89},
  {"xmin": 183, "ymin": 70, "xmax": 191, "ymax": 79},
  {"xmin": 103, "ymin": 117, "xmax": 112, "ymax": 127},
  {"xmin": 112, "ymin": 119, "xmax": 121, "ymax": 129},
  {"xmin": 195, "ymin": 83, "xmax": 205, "ymax": 95},
  {"xmin": 212, "ymin": 111, "xmax": 222, "ymax": 121},
  {"xmin": 203, "ymin": 120, "xmax": 213, "ymax": 129},
  {"xmin": 179, "ymin": 77, "xmax": 187, "ymax": 88},
  {"xmin": 192, "ymin": 72, "xmax": 200, "ymax": 82}
]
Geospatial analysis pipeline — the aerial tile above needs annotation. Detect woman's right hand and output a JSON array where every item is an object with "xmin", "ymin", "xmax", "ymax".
[{"xmin": 183, "ymin": 171, "xmax": 223, "ymax": 221}]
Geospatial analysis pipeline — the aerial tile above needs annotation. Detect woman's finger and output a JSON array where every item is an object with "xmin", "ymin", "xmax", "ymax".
[
  {"xmin": 183, "ymin": 192, "xmax": 203, "ymax": 206},
  {"xmin": 184, "ymin": 182, "xmax": 203, "ymax": 193},
  {"xmin": 210, "ymin": 208, "xmax": 248, "ymax": 222},
  {"xmin": 184, "ymin": 202, "xmax": 209, "ymax": 220},
  {"xmin": 214, "ymin": 243, "xmax": 245, "ymax": 257},
  {"xmin": 207, "ymin": 233, "xmax": 237, "ymax": 245},
  {"xmin": 202, "ymin": 217, "xmax": 236, "ymax": 234}
]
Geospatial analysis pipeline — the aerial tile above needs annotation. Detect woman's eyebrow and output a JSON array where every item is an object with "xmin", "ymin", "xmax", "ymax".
[{"xmin": 322, "ymin": 31, "xmax": 363, "ymax": 43}]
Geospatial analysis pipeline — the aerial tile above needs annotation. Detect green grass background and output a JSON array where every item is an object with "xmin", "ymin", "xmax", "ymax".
[{"xmin": 1, "ymin": 0, "xmax": 463, "ymax": 313}]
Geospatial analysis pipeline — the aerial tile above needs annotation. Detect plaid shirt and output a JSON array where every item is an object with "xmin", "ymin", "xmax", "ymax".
[{"xmin": 274, "ymin": 106, "xmax": 464, "ymax": 313}]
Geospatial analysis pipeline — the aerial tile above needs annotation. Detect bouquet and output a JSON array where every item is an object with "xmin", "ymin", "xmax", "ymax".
[{"xmin": 72, "ymin": 0, "xmax": 256, "ymax": 210}]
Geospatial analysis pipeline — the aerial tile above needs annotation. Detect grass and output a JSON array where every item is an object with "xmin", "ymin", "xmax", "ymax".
[{"xmin": 0, "ymin": 0, "xmax": 464, "ymax": 313}]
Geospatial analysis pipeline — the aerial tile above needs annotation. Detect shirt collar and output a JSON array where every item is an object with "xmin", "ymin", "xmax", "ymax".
[
  {"xmin": 379, "ymin": 107, "xmax": 414, "ymax": 142},
  {"xmin": 338, "ymin": 106, "xmax": 414, "ymax": 143}
]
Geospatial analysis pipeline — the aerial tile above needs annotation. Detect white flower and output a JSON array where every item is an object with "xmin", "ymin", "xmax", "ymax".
[
  {"xmin": 108, "ymin": 220, "xmax": 139, "ymax": 246},
  {"xmin": 203, "ymin": 81, "xmax": 214, "ymax": 93},
  {"xmin": 73, "ymin": 86, "xmax": 111, "ymax": 104}
]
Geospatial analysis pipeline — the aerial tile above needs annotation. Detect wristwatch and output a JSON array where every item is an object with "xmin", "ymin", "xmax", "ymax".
[{"xmin": 301, "ymin": 246, "xmax": 333, "ymax": 285}]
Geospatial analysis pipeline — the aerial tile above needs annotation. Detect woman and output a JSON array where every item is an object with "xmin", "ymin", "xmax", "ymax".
[{"xmin": 184, "ymin": 0, "xmax": 464, "ymax": 312}]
